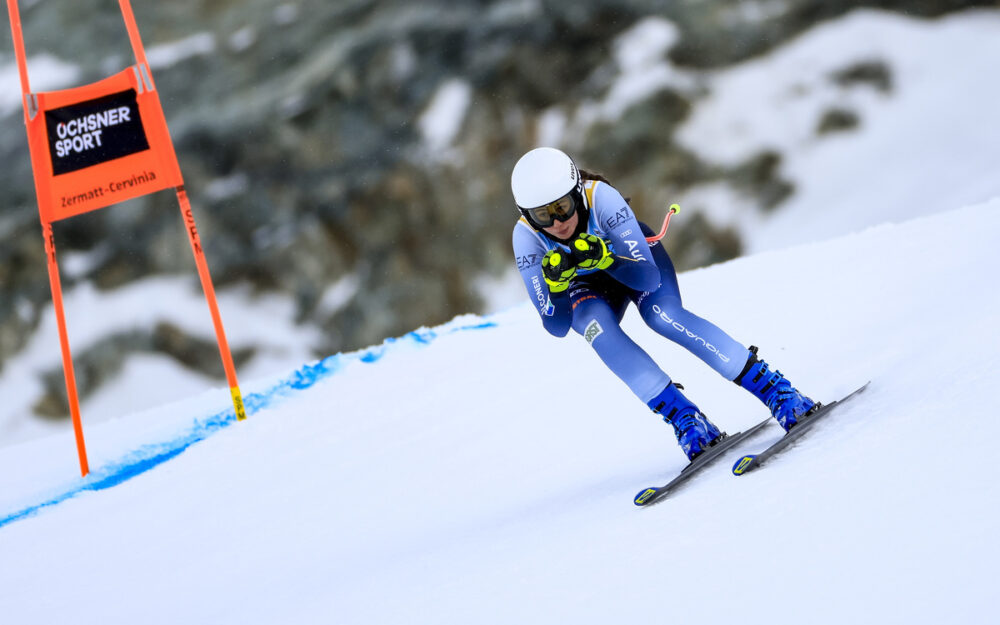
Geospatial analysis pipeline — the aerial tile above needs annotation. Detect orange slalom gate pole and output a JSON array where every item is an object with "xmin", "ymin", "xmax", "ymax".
[
  {"xmin": 176, "ymin": 187, "xmax": 247, "ymax": 421},
  {"xmin": 9, "ymin": 0, "xmax": 90, "ymax": 475},
  {"xmin": 6, "ymin": 0, "xmax": 30, "ymax": 98},
  {"xmin": 118, "ymin": 0, "xmax": 151, "ymax": 75},
  {"xmin": 118, "ymin": 0, "xmax": 246, "ymax": 421},
  {"xmin": 42, "ymin": 223, "xmax": 91, "ymax": 476}
]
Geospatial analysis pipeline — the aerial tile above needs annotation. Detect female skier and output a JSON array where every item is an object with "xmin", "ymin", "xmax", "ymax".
[{"xmin": 511, "ymin": 147, "xmax": 816, "ymax": 460}]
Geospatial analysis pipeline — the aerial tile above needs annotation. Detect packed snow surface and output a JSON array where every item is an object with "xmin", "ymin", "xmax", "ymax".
[{"xmin": 1, "ymin": 198, "xmax": 997, "ymax": 624}]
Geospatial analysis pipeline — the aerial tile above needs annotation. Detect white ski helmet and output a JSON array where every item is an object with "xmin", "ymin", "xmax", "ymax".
[{"xmin": 511, "ymin": 147, "xmax": 585, "ymax": 228}]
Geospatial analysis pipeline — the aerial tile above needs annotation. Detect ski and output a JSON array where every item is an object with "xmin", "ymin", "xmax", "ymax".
[
  {"xmin": 634, "ymin": 417, "xmax": 773, "ymax": 506},
  {"xmin": 732, "ymin": 382, "xmax": 870, "ymax": 476}
]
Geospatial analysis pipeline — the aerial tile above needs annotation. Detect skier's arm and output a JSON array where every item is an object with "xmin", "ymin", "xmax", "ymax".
[
  {"xmin": 513, "ymin": 224, "xmax": 573, "ymax": 337},
  {"xmin": 592, "ymin": 185, "xmax": 660, "ymax": 292}
]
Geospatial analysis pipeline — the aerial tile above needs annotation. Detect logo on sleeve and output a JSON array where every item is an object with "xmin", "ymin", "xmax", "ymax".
[
  {"xmin": 604, "ymin": 206, "xmax": 630, "ymax": 230},
  {"xmin": 531, "ymin": 275, "xmax": 555, "ymax": 315},
  {"xmin": 517, "ymin": 253, "xmax": 540, "ymax": 270},
  {"xmin": 624, "ymin": 239, "xmax": 645, "ymax": 260},
  {"xmin": 584, "ymin": 320, "xmax": 604, "ymax": 344}
]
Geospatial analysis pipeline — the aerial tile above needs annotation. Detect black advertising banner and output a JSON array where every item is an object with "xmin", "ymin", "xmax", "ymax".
[{"xmin": 44, "ymin": 89, "xmax": 150, "ymax": 176}]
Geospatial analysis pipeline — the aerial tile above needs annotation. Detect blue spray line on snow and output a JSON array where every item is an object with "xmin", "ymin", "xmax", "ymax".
[{"xmin": 0, "ymin": 319, "xmax": 498, "ymax": 530}]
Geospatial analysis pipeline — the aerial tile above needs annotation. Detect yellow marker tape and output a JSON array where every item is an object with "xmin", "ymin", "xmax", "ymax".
[{"xmin": 231, "ymin": 386, "xmax": 247, "ymax": 421}]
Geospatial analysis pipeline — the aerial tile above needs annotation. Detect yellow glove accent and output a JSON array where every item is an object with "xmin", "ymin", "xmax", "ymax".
[
  {"xmin": 573, "ymin": 233, "xmax": 615, "ymax": 271},
  {"xmin": 542, "ymin": 249, "xmax": 576, "ymax": 293}
]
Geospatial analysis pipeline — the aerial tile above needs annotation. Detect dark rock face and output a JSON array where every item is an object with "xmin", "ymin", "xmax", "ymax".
[
  {"xmin": 831, "ymin": 59, "xmax": 894, "ymax": 93},
  {"xmin": 0, "ymin": 0, "xmax": 990, "ymax": 416},
  {"xmin": 817, "ymin": 107, "xmax": 861, "ymax": 135}
]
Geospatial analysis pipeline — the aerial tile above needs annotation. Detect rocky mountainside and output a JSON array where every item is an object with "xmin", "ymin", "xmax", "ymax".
[{"xmin": 1, "ymin": 0, "xmax": 993, "ymax": 417}]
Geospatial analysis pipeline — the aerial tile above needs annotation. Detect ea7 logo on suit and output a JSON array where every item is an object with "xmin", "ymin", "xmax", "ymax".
[
  {"xmin": 517, "ymin": 253, "xmax": 540, "ymax": 270},
  {"xmin": 604, "ymin": 206, "xmax": 630, "ymax": 230}
]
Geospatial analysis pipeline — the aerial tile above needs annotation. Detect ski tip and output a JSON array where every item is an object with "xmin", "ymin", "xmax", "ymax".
[
  {"xmin": 732, "ymin": 454, "xmax": 757, "ymax": 476},
  {"xmin": 634, "ymin": 488, "xmax": 658, "ymax": 506}
]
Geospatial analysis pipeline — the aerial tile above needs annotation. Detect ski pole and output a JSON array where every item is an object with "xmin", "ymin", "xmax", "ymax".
[{"xmin": 645, "ymin": 203, "xmax": 681, "ymax": 243}]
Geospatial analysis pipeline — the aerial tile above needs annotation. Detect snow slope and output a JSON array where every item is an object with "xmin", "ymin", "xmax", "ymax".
[{"xmin": 1, "ymin": 198, "xmax": 997, "ymax": 624}]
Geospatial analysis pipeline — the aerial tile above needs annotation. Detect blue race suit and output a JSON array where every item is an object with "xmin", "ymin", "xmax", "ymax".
[{"xmin": 513, "ymin": 180, "xmax": 752, "ymax": 405}]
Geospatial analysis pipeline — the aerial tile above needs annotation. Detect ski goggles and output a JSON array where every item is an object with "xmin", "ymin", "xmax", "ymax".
[{"xmin": 519, "ymin": 190, "xmax": 582, "ymax": 229}]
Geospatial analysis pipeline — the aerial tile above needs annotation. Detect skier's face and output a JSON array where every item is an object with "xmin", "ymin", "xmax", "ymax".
[{"xmin": 542, "ymin": 209, "xmax": 578, "ymax": 240}]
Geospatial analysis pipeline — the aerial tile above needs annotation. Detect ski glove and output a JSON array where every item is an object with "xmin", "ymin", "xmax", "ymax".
[
  {"xmin": 572, "ymin": 233, "xmax": 615, "ymax": 271},
  {"xmin": 541, "ymin": 249, "xmax": 577, "ymax": 293}
]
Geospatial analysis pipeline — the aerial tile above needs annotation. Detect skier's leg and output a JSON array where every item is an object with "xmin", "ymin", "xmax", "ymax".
[
  {"xmin": 569, "ymin": 289, "xmax": 669, "ymax": 404},
  {"xmin": 635, "ymin": 242, "xmax": 750, "ymax": 381},
  {"xmin": 570, "ymin": 286, "xmax": 721, "ymax": 460},
  {"xmin": 640, "ymin": 234, "xmax": 815, "ymax": 431}
]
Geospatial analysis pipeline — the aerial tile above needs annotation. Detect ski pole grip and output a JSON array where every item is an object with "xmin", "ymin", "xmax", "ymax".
[{"xmin": 646, "ymin": 203, "xmax": 681, "ymax": 243}]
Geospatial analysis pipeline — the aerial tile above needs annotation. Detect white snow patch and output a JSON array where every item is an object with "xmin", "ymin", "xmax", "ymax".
[
  {"xmin": 600, "ymin": 17, "xmax": 692, "ymax": 122},
  {"xmin": 228, "ymin": 27, "xmax": 257, "ymax": 52},
  {"xmin": 60, "ymin": 247, "xmax": 109, "ymax": 280},
  {"xmin": 204, "ymin": 173, "xmax": 249, "ymax": 201},
  {"xmin": 316, "ymin": 274, "xmax": 360, "ymax": 317},
  {"xmin": 273, "ymin": 3, "xmax": 300, "ymax": 25},
  {"xmin": 677, "ymin": 182, "xmax": 762, "ymax": 234},
  {"xmin": 145, "ymin": 33, "xmax": 216, "ymax": 70},
  {"xmin": 535, "ymin": 106, "xmax": 568, "ymax": 147},
  {"xmin": 474, "ymin": 268, "xmax": 526, "ymax": 314},
  {"xmin": 613, "ymin": 16, "xmax": 679, "ymax": 71},
  {"xmin": 81, "ymin": 354, "xmax": 216, "ymax": 426},
  {"xmin": 418, "ymin": 78, "xmax": 473, "ymax": 154}
]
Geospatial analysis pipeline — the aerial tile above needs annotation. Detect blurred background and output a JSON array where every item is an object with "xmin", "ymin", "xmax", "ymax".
[{"xmin": 2, "ymin": 0, "xmax": 999, "ymax": 444}]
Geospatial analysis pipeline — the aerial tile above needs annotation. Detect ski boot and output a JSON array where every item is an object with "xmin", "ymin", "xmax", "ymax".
[
  {"xmin": 735, "ymin": 346, "xmax": 816, "ymax": 431},
  {"xmin": 648, "ymin": 382, "xmax": 723, "ymax": 461}
]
